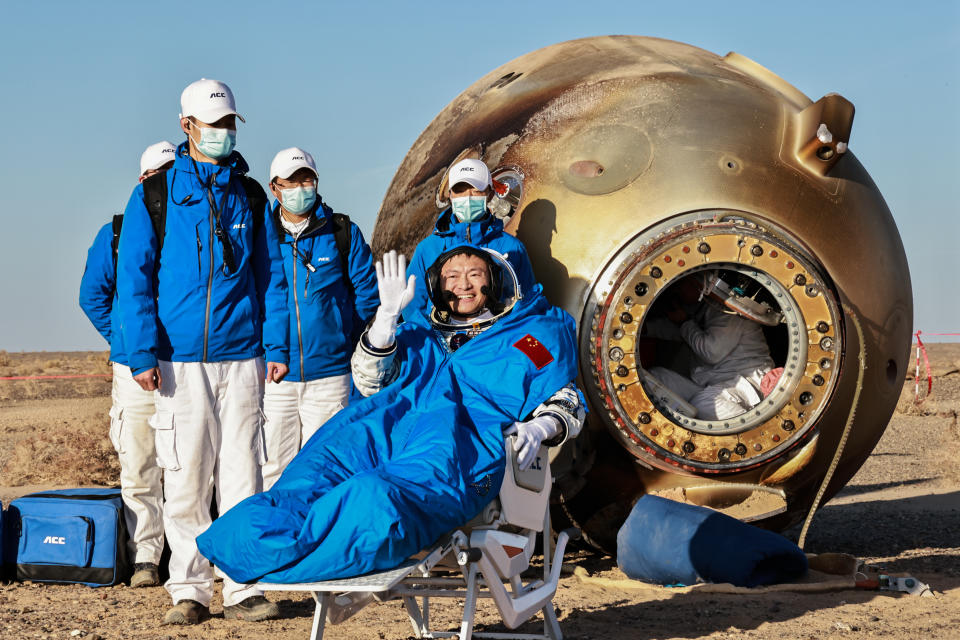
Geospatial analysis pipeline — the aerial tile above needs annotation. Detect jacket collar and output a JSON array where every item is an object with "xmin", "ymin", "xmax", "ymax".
[
  {"xmin": 433, "ymin": 208, "xmax": 503, "ymax": 242},
  {"xmin": 170, "ymin": 142, "xmax": 250, "ymax": 203},
  {"xmin": 271, "ymin": 199, "xmax": 332, "ymax": 241}
]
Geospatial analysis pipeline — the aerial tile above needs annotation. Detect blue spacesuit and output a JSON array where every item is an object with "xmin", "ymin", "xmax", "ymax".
[{"xmin": 197, "ymin": 248, "xmax": 578, "ymax": 584}]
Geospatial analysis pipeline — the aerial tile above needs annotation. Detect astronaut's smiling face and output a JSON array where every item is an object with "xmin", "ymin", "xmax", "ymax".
[{"xmin": 440, "ymin": 254, "xmax": 490, "ymax": 319}]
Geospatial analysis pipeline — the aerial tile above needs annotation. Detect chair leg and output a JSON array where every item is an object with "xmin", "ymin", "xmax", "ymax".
[
  {"xmin": 542, "ymin": 508, "xmax": 552, "ymax": 581},
  {"xmin": 458, "ymin": 564, "xmax": 480, "ymax": 640},
  {"xmin": 310, "ymin": 592, "xmax": 330, "ymax": 640},
  {"xmin": 403, "ymin": 596, "xmax": 427, "ymax": 638},
  {"xmin": 423, "ymin": 595, "xmax": 430, "ymax": 634},
  {"xmin": 542, "ymin": 603, "xmax": 563, "ymax": 640}
]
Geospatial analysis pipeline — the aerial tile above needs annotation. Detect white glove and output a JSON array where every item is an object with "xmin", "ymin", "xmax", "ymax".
[
  {"xmin": 367, "ymin": 250, "xmax": 416, "ymax": 349},
  {"xmin": 506, "ymin": 415, "xmax": 560, "ymax": 471}
]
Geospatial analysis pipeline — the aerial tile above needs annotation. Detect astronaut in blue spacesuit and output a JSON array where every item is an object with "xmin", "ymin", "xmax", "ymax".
[
  {"xmin": 354, "ymin": 247, "xmax": 584, "ymax": 469},
  {"xmin": 197, "ymin": 245, "xmax": 584, "ymax": 585}
]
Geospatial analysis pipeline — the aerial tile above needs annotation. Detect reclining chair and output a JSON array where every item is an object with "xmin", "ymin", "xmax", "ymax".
[{"xmin": 258, "ymin": 438, "xmax": 578, "ymax": 640}]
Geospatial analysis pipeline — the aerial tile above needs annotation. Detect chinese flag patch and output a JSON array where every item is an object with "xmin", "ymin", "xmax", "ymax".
[{"xmin": 513, "ymin": 334, "xmax": 554, "ymax": 369}]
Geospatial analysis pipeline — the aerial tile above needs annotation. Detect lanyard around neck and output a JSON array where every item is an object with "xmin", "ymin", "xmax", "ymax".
[{"xmin": 191, "ymin": 157, "xmax": 236, "ymax": 275}]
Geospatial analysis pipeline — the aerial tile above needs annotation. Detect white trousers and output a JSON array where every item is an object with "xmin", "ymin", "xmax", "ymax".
[
  {"xmin": 261, "ymin": 374, "xmax": 350, "ymax": 490},
  {"xmin": 650, "ymin": 366, "xmax": 763, "ymax": 421},
  {"xmin": 110, "ymin": 362, "xmax": 163, "ymax": 564},
  {"xmin": 152, "ymin": 358, "xmax": 266, "ymax": 607}
]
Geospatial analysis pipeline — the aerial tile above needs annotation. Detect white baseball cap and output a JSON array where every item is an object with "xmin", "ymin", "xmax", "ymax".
[
  {"xmin": 179, "ymin": 78, "xmax": 245, "ymax": 124},
  {"xmin": 269, "ymin": 147, "xmax": 318, "ymax": 182},
  {"xmin": 139, "ymin": 140, "xmax": 177, "ymax": 176},
  {"xmin": 447, "ymin": 158, "xmax": 492, "ymax": 191}
]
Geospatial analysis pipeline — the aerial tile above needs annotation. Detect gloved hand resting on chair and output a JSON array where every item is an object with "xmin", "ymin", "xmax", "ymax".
[
  {"xmin": 504, "ymin": 415, "xmax": 561, "ymax": 470},
  {"xmin": 368, "ymin": 250, "xmax": 416, "ymax": 349}
]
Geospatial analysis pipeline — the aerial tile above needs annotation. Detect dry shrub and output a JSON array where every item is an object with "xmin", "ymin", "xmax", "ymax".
[
  {"xmin": 896, "ymin": 384, "xmax": 959, "ymax": 416},
  {"xmin": 2, "ymin": 428, "xmax": 120, "ymax": 486},
  {"xmin": 0, "ymin": 377, "xmax": 111, "ymax": 402},
  {"xmin": 889, "ymin": 377, "xmax": 960, "ymax": 416},
  {"xmin": 42, "ymin": 359, "xmax": 62, "ymax": 371},
  {"xmin": 0, "ymin": 350, "xmax": 9, "ymax": 367},
  {"xmin": 893, "ymin": 382, "xmax": 929, "ymax": 415},
  {"xmin": 85, "ymin": 351, "xmax": 112, "ymax": 373},
  {"xmin": 895, "ymin": 395, "xmax": 931, "ymax": 416}
]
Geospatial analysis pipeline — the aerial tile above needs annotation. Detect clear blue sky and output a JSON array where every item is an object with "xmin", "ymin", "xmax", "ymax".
[{"xmin": 0, "ymin": 1, "xmax": 956, "ymax": 350}]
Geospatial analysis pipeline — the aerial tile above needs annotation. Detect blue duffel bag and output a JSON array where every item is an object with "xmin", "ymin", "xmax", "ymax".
[
  {"xmin": 617, "ymin": 495, "xmax": 808, "ymax": 587},
  {"xmin": 6, "ymin": 488, "xmax": 130, "ymax": 587}
]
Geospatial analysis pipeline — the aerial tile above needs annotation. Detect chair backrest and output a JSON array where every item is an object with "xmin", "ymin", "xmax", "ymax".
[{"xmin": 498, "ymin": 438, "xmax": 551, "ymax": 532}]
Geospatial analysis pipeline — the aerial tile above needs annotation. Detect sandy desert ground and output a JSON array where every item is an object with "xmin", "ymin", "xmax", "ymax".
[{"xmin": 0, "ymin": 346, "xmax": 958, "ymax": 640}]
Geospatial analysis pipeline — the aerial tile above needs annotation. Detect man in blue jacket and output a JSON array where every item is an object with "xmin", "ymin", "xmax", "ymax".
[
  {"xmin": 261, "ymin": 147, "xmax": 379, "ymax": 488},
  {"xmin": 116, "ymin": 78, "xmax": 289, "ymax": 626},
  {"xmin": 405, "ymin": 158, "xmax": 536, "ymax": 324},
  {"xmin": 78, "ymin": 140, "xmax": 176, "ymax": 590}
]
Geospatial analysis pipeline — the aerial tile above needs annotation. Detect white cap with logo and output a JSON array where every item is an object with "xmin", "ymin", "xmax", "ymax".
[
  {"xmin": 270, "ymin": 147, "xmax": 318, "ymax": 182},
  {"xmin": 140, "ymin": 140, "xmax": 177, "ymax": 176},
  {"xmin": 179, "ymin": 78, "xmax": 245, "ymax": 124},
  {"xmin": 447, "ymin": 158, "xmax": 492, "ymax": 191}
]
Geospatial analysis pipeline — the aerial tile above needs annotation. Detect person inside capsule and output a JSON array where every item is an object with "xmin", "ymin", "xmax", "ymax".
[
  {"xmin": 196, "ymin": 246, "xmax": 585, "ymax": 585},
  {"xmin": 641, "ymin": 270, "xmax": 780, "ymax": 421}
]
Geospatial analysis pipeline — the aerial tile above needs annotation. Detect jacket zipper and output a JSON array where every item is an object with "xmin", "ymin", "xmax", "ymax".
[
  {"xmin": 196, "ymin": 229, "xmax": 202, "ymax": 279},
  {"xmin": 292, "ymin": 238, "xmax": 304, "ymax": 379},
  {"xmin": 202, "ymin": 209, "xmax": 214, "ymax": 362}
]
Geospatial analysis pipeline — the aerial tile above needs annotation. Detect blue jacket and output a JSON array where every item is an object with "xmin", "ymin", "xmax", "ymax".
[
  {"xmin": 406, "ymin": 209, "xmax": 536, "ymax": 324},
  {"xmin": 78, "ymin": 221, "xmax": 128, "ymax": 365},
  {"xmin": 272, "ymin": 201, "xmax": 379, "ymax": 382},
  {"xmin": 117, "ymin": 143, "xmax": 289, "ymax": 374},
  {"xmin": 197, "ymin": 284, "xmax": 577, "ymax": 584}
]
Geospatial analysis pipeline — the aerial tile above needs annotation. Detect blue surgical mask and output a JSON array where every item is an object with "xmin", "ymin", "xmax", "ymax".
[
  {"xmin": 190, "ymin": 126, "xmax": 236, "ymax": 160},
  {"xmin": 280, "ymin": 186, "xmax": 317, "ymax": 215},
  {"xmin": 451, "ymin": 195, "xmax": 488, "ymax": 222}
]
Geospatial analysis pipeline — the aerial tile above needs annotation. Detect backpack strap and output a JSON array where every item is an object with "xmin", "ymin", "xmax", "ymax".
[
  {"xmin": 141, "ymin": 172, "xmax": 168, "ymax": 250},
  {"xmin": 330, "ymin": 212, "xmax": 353, "ymax": 297},
  {"xmin": 239, "ymin": 176, "xmax": 267, "ymax": 238},
  {"xmin": 111, "ymin": 214, "xmax": 124, "ymax": 257},
  {"xmin": 111, "ymin": 214, "xmax": 124, "ymax": 281}
]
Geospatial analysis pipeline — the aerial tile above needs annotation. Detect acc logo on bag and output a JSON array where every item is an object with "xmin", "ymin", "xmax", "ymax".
[{"xmin": 43, "ymin": 536, "xmax": 66, "ymax": 545}]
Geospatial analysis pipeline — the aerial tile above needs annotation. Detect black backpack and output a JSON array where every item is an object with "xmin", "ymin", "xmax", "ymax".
[
  {"xmin": 328, "ymin": 210, "xmax": 354, "ymax": 298},
  {"xmin": 110, "ymin": 213, "xmax": 124, "ymax": 263},
  {"xmin": 140, "ymin": 171, "xmax": 267, "ymax": 251},
  {"xmin": 110, "ymin": 173, "xmax": 267, "ymax": 280},
  {"xmin": 272, "ymin": 200, "xmax": 355, "ymax": 296}
]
